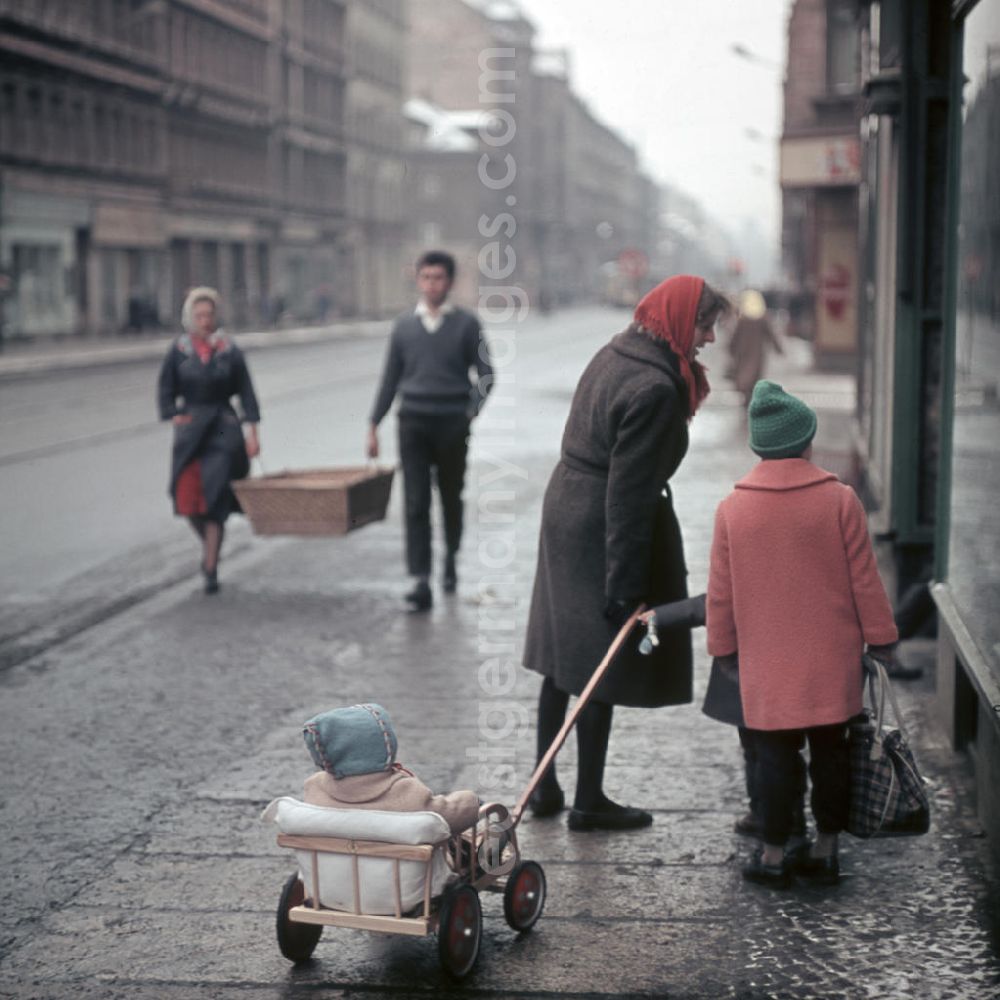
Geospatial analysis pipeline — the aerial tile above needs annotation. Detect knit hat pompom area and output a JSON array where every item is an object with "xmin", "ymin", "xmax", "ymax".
[
  {"xmin": 302, "ymin": 703, "xmax": 398, "ymax": 779},
  {"xmin": 748, "ymin": 380, "xmax": 817, "ymax": 459}
]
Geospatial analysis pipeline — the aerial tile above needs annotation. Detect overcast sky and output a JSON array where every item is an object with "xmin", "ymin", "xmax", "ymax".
[{"xmin": 518, "ymin": 0, "xmax": 790, "ymax": 251}]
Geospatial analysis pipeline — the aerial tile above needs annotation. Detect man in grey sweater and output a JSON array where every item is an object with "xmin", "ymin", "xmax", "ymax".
[{"xmin": 367, "ymin": 251, "xmax": 493, "ymax": 611}]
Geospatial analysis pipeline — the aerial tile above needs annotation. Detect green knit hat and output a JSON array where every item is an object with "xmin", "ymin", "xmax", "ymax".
[{"xmin": 748, "ymin": 380, "xmax": 817, "ymax": 458}]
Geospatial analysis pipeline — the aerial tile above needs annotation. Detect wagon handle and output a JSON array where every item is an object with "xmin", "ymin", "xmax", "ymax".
[{"xmin": 511, "ymin": 605, "xmax": 646, "ymax": 826}]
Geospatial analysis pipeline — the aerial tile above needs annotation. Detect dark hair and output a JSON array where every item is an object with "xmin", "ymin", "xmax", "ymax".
[
  {"xmin": 696, "ymin": 282, "xmax": 731, "ymax": 329},
  {"xmin": 416, "ymin": 250, "xmax": 456, "ymax": 281}
]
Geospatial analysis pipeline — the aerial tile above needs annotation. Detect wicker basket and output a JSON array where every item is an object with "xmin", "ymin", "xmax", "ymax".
[{"xmin": 233, "ymin": 466, "xmax": 394, "ymax": 536}]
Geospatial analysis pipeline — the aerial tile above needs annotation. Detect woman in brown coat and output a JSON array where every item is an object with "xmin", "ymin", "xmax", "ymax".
[
  {"xmin": 728, "ymin": 289, "xmax": 783, "ymax": 407},
  {"xmin": 523, "ymin": 275, "xmax": 729, "ymax": 831}
]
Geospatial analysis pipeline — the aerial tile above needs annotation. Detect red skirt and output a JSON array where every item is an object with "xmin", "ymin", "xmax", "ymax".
[{"xmin": 175, "ymin": 460, "xmax": 208, "ymax": 517}]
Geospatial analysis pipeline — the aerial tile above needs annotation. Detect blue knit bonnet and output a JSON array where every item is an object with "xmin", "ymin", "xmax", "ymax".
[{"xmin": 302, "ymin": 703, "xmax": 398, "ymax": 779}]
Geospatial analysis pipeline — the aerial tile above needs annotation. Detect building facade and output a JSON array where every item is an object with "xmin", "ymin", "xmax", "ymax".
[
  {"xmin": 405, "ymin": 0, "xmax": 659, "ymax": 310},
  {"xmin": 780, "ymin": 0, "xmax": 863, "ymax": 369},
  {"xmin": 269, "ymin": 0, "xmax": 348, "ymax": 324},
  {"xmin": 0, "ymin": 0, "xmax": 409, "ymax": 338},
  {"xmin": 402, "ymin": 98, "xmax": 490, "ymax": 308},
  {"xmin": 846, "ymin": 0, "xmax": 1000, "ymax": 857},
  {"xmin": 0, "ymin": 0, "xmax": 173, "ymax": 337},
  {"xmin": 343, "ymin": 0, "xmax": 409, "ymax": 317},
  {"xmin": 933, "ymin": 0, "xmax": 1000, "ymax": 860}
]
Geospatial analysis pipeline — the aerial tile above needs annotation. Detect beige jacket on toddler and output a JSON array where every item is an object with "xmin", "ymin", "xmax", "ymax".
[{"xmin": 304, "ymin": 765, "xmax": 479, "ymax": 834}]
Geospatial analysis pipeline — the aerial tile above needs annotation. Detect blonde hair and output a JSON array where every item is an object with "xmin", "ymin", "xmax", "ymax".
[
  {"xmin": 181, "ymin": 286, "xmax": 222, "ymax": 333},
  {"xmin": 739, "ymin": 289, "xmax": 767, "ymax": 320}
]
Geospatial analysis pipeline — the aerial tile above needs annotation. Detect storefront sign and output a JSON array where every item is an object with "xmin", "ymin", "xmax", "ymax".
[
  {"xmin": 821, "ymin": 262, "xmax": 851, "ymax": 320},
  {"xmin": 816, "ymin": 226, "xmax": 857, "ymax": 353},
  {"xmin": 93, "ymin": 203, "xmax": 165, "ymax": 248},
  {"xmin": 780, "ymin": 135, "xmax": 861, "ymax": 187}
]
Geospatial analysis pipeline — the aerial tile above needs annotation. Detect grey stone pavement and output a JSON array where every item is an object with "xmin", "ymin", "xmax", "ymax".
[{"xmin": 1, "ymin": 320, "xmax": 999, "ymax": 999}]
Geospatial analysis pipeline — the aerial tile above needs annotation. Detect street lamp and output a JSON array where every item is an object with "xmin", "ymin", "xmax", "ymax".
[
  {"xmin": 730, "ymin": 42, "xmax": 784, "ymax": 288},
  {"xmin": 730, "ymin": 42, "xmax": 782, "ymax": 72}
]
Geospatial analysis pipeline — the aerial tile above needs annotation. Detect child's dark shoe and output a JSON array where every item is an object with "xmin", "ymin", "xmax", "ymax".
[
  {"xmin": 742, "ymin": 849, "xmax": 792, "ymax": 889},
  {"xmin": 734, "ymin": 811, "xmax": 761, "ymax": 837},
  {"xmin": 784, "ymin": 835, "xmax": 811, "ymax": 867},
  {"xmin": 795, "ymin": 853, "xmax": 840, "ymax": 886}
]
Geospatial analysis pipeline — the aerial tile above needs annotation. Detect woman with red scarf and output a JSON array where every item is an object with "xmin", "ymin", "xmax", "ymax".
[
  {"xmin": 157, "ymin": 287, "xmax": 260, "ymax": 594},
  {"xmin": 523, "ymin": 275, "xmax": 728, "ymax": 831}
]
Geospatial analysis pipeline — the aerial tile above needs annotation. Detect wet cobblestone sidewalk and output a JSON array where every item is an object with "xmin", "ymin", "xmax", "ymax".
[{"xmin": 1, "ymin": 356, "xmax": 998, "ymax": 998}]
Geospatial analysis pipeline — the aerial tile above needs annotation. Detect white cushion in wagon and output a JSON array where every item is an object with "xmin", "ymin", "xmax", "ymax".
[{"xmin": 262, "ymin": 797, "xmax": 453, "ymax": 915}]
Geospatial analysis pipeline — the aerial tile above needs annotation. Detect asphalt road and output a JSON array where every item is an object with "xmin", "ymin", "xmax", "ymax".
[{"xmin": 0, "ymin": 307, "xmax": 635, "ymax": 669}]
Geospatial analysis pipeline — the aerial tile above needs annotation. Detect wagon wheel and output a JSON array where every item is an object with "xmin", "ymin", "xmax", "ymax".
[
  {"xmin": 276, "ymin": 873, "xmax": 322, "ymax": 963},
  {"xmin": 503, "ymin": 860, "xmax": 546, "ymax": 932},
  {"xmin": 437, "ymin": 885, "xmax": 482, "ymax": 979}
]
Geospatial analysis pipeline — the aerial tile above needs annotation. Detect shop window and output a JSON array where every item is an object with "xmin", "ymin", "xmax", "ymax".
[
  {"xmin": 49, "ymin": 91, "xmax": 64, "ymax": 163},
  {"xmin": 13, "ymin": 245, "xmax": 62, "ymax": 315},
  {"xmin": 26, "ymin": 86, "xmax": 43, "ymax": 158},
  {"xmin": 947, "ymin": 0, "xmax": 1000, "ymax": 677},
  {"xmin": 201, "ymin": 242, "xmax": 220, "ymax": 289},
  {"xmin": 0, "ymin": 81, "xmax": 16, "ymax": 153},
  {"xmin": 827, "ymin": 0, "xmax": 860, "ymax": 94},
  {"xmin": 422, "ymin": 174, "xmax": 442, "ymax": 199},
  {"xmin": 99, "ymin": 248, "xmax": 119, "ymax": 327},
  {"xmin": 421, "ymin": 223, "xmax": 442, "ymax": 247}
]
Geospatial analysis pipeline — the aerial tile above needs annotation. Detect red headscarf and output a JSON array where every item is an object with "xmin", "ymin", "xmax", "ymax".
[{"xmin": 633, "ymin": 274, "xmax": 709, "ymax": 418}]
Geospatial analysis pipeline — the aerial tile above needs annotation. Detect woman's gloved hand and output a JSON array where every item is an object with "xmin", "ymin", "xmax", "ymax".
[{"xmin": 603, "ymin": 598, "xmax": 641, "ymax": 631}]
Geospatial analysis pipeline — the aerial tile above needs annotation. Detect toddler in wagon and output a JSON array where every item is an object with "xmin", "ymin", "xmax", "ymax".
[{"xmin": 302, "ymin": 702, "xmax": 480, "ymax": 835}]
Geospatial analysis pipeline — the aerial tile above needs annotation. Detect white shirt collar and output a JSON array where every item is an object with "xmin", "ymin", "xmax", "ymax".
[{"xmin": 416, "ymin": 299, "xmax": 453, "ymax": 333}]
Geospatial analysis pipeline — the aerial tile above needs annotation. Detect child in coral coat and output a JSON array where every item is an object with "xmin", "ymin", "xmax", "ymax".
[
  {"xmin": 302, "ymin": 703, "xmax": 480, "ymax": 835},
  {"xmin": 707, "ymin": 381, "xmax": 898, "ymax": 888}
]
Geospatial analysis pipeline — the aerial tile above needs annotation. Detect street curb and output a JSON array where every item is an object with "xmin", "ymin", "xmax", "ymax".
[{"xmin": 0, "ymin": 318, "xmax": 391, "ymax": 379}]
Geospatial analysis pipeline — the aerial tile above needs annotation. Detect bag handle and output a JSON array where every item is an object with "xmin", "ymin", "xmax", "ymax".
[{"xmin": 862, "ymin": 653, "xmax": 909, "ymax": 754}]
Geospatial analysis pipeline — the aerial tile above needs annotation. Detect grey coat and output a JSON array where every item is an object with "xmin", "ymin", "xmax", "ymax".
[{"xmin": 523, "ymin": 326, "xmax": 693, "ymax": 707}]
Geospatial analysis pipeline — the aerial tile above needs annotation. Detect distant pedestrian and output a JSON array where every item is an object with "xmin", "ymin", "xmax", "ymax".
[
  {"xmin": 366, "ymin": 251, "xmax": 493, "ymax": 612},
  {"xmin": 523, "ymin": 275, "xmax": 730, "ymax": 831},
  {"xmin": 707, "ymin": 380, "xmax": 899, "ymax": 887},
  {"xmin": 157, "ymin": 287, "xmax": 260, "ymax": 594},
  {"xmin": 727, "ymin": 289, "xmax": 783, "ymax": 408}
]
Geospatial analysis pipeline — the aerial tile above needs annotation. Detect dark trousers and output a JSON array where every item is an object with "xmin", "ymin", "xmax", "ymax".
[
  {"xmin": 738, "ymin": 726, "xmax": 807, "ymax": 835},
  {"xmin": 398, "ymin": 412, "xmax": 469, "ymax": 577},
  {"xmin": 743, "ymin": 722, "xmax": 849, "ymax": 846}
]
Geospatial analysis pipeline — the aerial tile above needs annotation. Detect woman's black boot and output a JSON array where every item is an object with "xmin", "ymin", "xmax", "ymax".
[
  {"xmin": 530, "ymin": 678, "xmax": 568, "ymax": 817},
  {"xmin": 202, "ymin": 564, "xmax": 219, "ymax": 595},
  {"xmin": 568, "ymin": 700, "xmax": 652, "ymax": 831}
]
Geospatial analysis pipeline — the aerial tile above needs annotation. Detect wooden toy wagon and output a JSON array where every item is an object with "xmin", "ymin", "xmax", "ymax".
[
  {"xmin": 263, "ymin": 798, "xmax": 544, "ymax": 979},
  {"xmin": 263, "ymin": 610, "xmax": 642, "ymax": 979}
]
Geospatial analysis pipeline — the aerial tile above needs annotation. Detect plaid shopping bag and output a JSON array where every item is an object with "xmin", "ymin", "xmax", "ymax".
[{"xmin": 847, "ymin": 657, "xmax": 930, "ymax": 838}]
